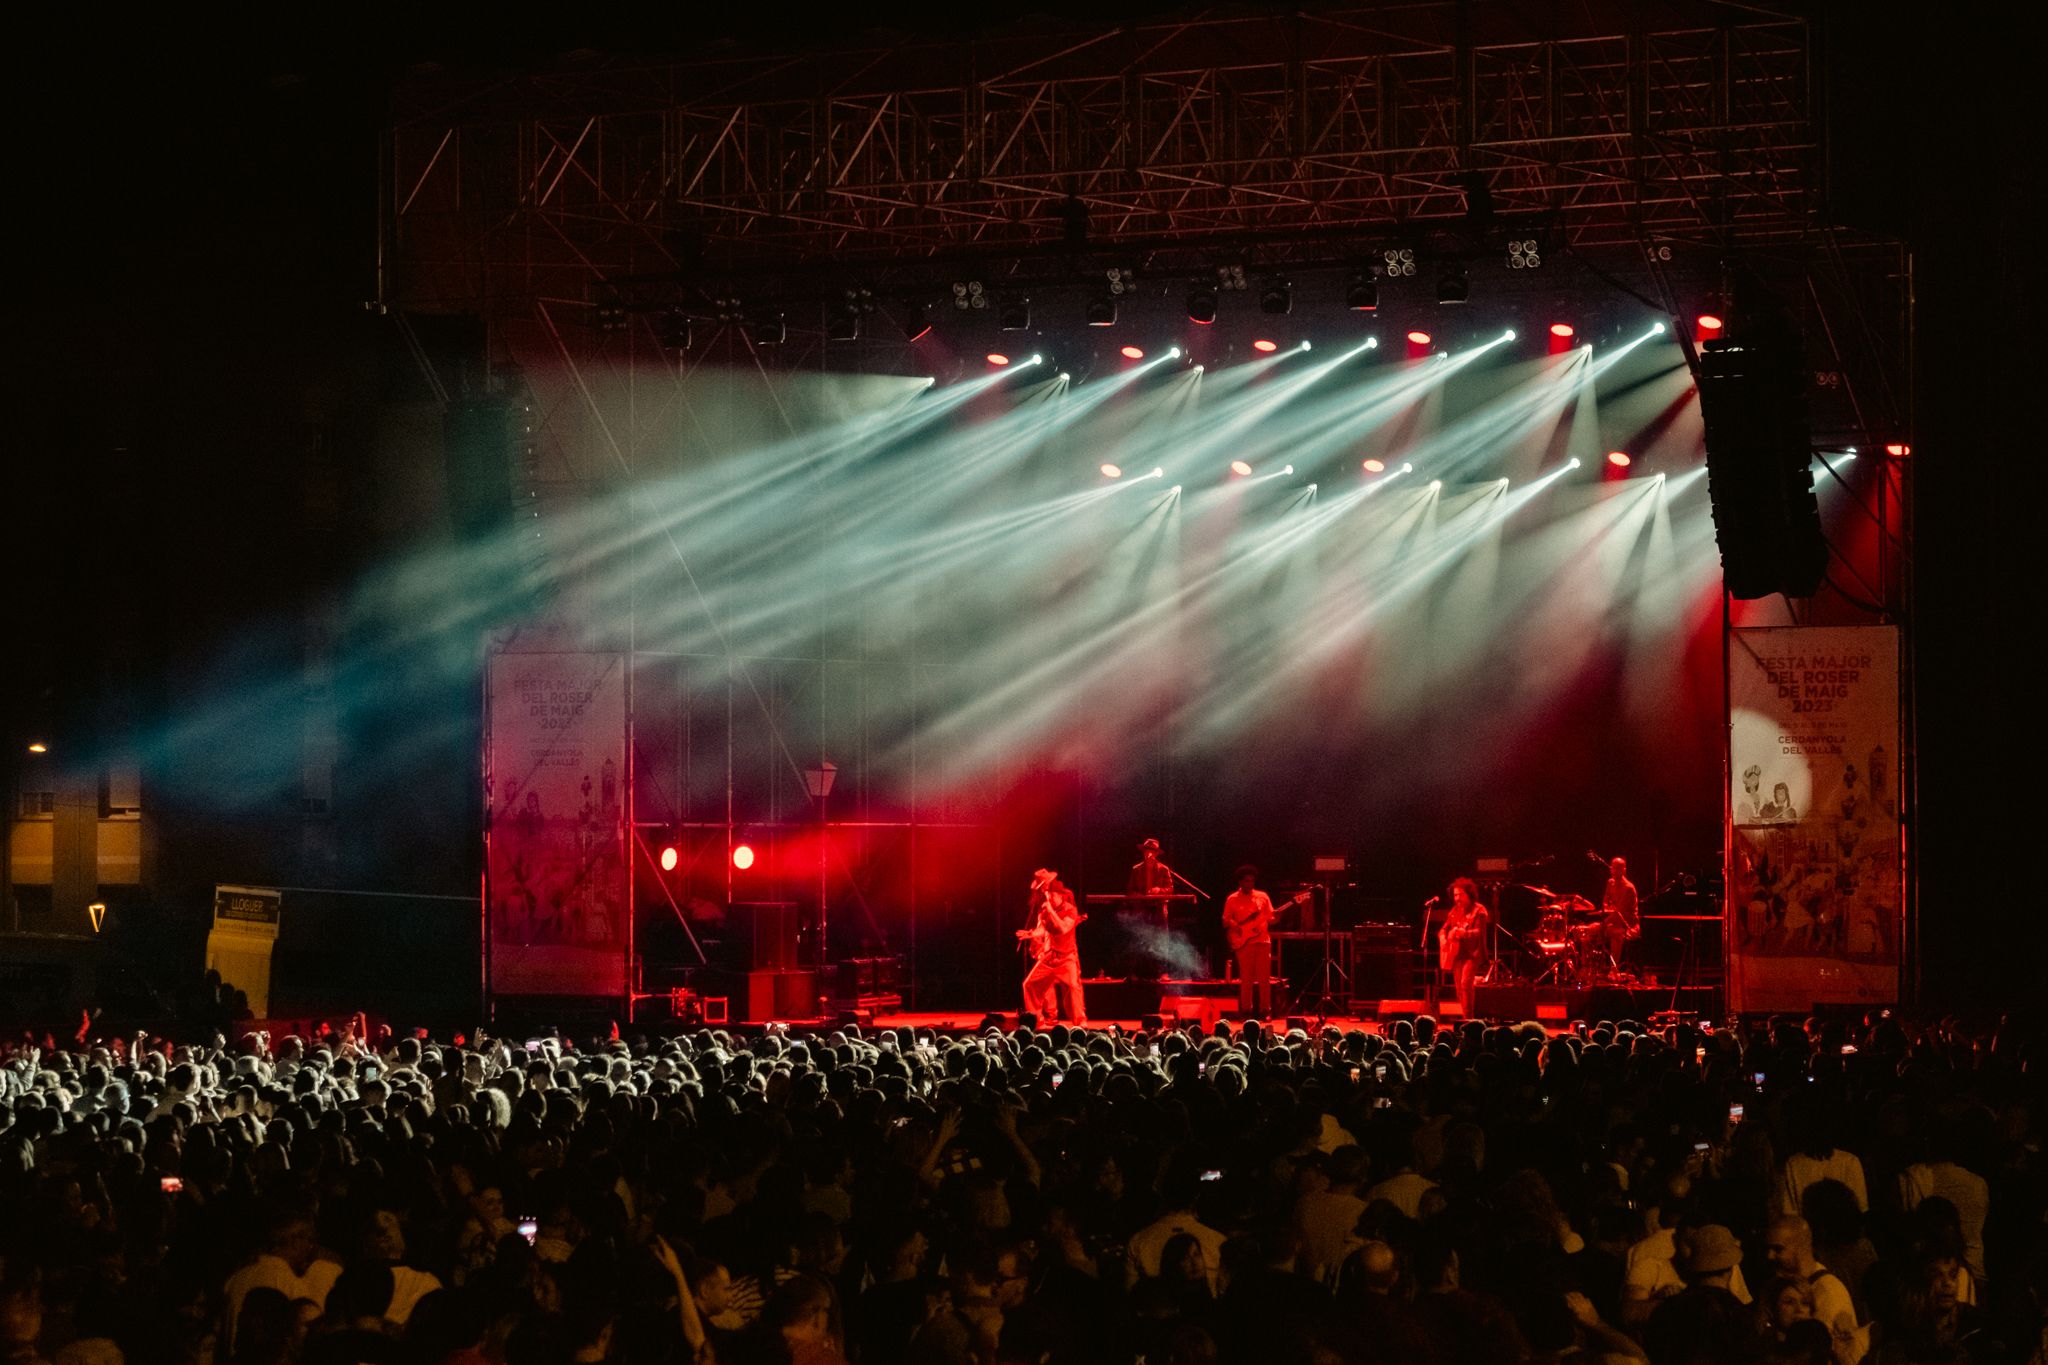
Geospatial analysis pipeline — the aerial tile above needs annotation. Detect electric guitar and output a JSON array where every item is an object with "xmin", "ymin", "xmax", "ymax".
[
  {"xmin": 1225, "ymin": 890, "xmax": 1313, "ymax": 952},
  {"xmin": 1016, "ymin": 903, "xmax": 1088, "ymax": 961}
]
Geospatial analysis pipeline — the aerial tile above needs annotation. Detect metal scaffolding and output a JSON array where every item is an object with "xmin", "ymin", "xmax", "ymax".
[{"xmin": 386, "ymin": 2, "xmax": 1826, "ymax": 313}]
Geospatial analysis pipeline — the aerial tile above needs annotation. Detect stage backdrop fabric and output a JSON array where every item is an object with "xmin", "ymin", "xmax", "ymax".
[
  {"xmin": 486, "ymin": 650, "xmax": 628, "ymax": 997},
  {"xmin": 1727, "ymin": 625, "xmax": 1901, "ymax": 1013}
]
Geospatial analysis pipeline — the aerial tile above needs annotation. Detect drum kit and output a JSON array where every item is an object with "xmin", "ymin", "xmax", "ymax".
[{"xmin": 1519, "ymin": 886, "xmax": 1635, "ymax": 987}]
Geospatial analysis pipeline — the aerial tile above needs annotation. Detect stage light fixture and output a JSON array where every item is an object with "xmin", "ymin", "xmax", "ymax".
[
  {"xmin": 1298, "ymin": 340, "xmax": 1312, "ymax": 351},
  {"xmin": 27, "ymin": 742, "xmax": 47, "ymax": 754},
  {"xmin": 998, "ymin": 298, "xmax": 1031, "ymax": 330},
  {"xmin": 1168, "ymin": 347, "xmax": 1182, "ymax": 358},
  {"xmin": 1381, "ymin": 247, "xmax": 1417, "ymax": 278},
  {"xmin": 825, "ymin": 308, "xmax": 860, "ymax": 342},
  {"xmin": 1186, "ymin": 284, "xmax": 1218, "ymax": 323},
  {"xmin": 1436, "ymin": 266, "xmax": 1469, "ymax": 305},
  {"xmin": 1652, "ymin": 321, "xmax": 1666, "ymax": 334},
  {"xmin": 1362, "ymin": 458, "xmax": 1386, "ymax": 473},
  {"xmin": 1120, "ymin": 345, "xmax": 1145, "ymax": 360},
  {"xmin": 987, "ymin": 353, "xmax": 1011, "ymax": 366},
  {"xmin": 1058, "ymin": 371, "xmax": 1071, "ymax": 381},
  {"xmin": 1171, "ymin": 484, "xmax": 1182, "ymax": 494},
  {"xmin": 1429, "ymin": 479, "xmax": 1442, "ymax": 490},
  {"xmin": 1885, "ymin": 442, "xmax": 1911, "ymax": 456},
  {"xmin": 1283, "ymin": 465, "xmax": 1294, "ymax": 475},
  {"xmin": 1101, "ymin": 463, "xmax": 1123, "ymax": 479},
  {"xmin": 1365, "ymin": 336, "xmax": 1379, "ymax": 349},
  {"xmin": 712, "ymin": 295, "xmax": 742, "ymax": 324},
  {"xmin": 1502, "ymin": 328, "xmax": 1517, "ymax": 341},
  {"xmin": 1401, "ymin": 463, "xmax": 1413, "ymax": 473},
  {"xmin": 1550, "ymin": 323, "xmax": 1575, "ymax": 338},
  {"xmin": 1029, "ymin": 354, "xmax": 1044, "ymax": 365},
  {"xmin": 1231, "ymin": 460, "xmax": 1253, "ymax": 476},
  {"xmin": 749, "ymin": 313, "xmax": 786, "ymax": 346},
  {"xmin": 1607, "ymin": 451, "xmax": 1632, "ymax": 468},
  {"xmin": 1568, "ymin": 457, "xmax": 1582, "ymax": 469},
  {"xmin": 1217, "ymin": 264, "xmax": 1248, "ymax": 292},
  {"xmin": 1346, "ymin": 273, "xmax": 1379, "ymax": 310},
  {"xmin": 952, "ymin": 280, "xmax": 987, "ymax": 311},
  {"xmin": 1506, "ymin": 237, "xmax": 1542, "ymax": 270},
  {"xmin": 659, "ymin": 846, "xmax": 680, "ymax": 872},
  {"xmin": 732, "ymin": 844, "xmax": 756, "ymax": 871},
  {"xmin": 1085, "ymin": 295, "xmax": 1118, "ymax": 327},
  {"xmin": 655, "ymin": 308, "xmax": 692, "ymax": 352},
  {"xmin": 1252, "ymin": 339, "xmax": 1278, "ymax": 353},
  {"xmin": 900, "ymin": 303, "xmax": 933, "ymax": 342},
  {"xmin": 1407, "ymin": 330, "xmax": 1432, "ymax": 345},
  {"xmin": 594, "ymin": 296, "xmax": 628, "ymax": 332},
  {"xmin": 1259, "ymin": 279, "xmax": 1292, "ymax": 315},
  {"xmin": 1151, "ymin": 467, "xmax": 1164, "ymax": 477},
  {"xmin": 1697, "ymin": 313, "xmax": 1724, "ymax": 331}
]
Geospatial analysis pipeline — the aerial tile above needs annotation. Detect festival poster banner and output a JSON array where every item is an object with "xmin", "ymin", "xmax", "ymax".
[
  {"xmin": 1727, "ymin": 626, "xmax": 1901, "ymax": 1013},
  {"xmin": 486, "ymin": 651, "xmax": 628, "ymax": 997}
]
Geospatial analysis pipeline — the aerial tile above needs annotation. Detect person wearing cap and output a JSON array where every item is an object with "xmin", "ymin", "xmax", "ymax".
[
  {"xmin": 1019, "ymin": 870, "xmax": 1087, "ymax": 1024},
  {"xmin": 1123, "ymin": 838, "xmax": 1178, "ymax": 977},
  {"xmin": 1643, "ymin": 1224, "xmax": 1760, "ymax": 1365}
]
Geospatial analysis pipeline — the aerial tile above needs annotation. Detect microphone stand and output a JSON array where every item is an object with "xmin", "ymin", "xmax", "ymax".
[{"xmin": 1419, "ymin": 897, "xmax": 1441, "ymax": 1014}]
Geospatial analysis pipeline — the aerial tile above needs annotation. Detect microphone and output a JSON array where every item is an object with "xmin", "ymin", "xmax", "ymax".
[{"xmin": 1425, "ymin": 895, "xmax": 1442, "ymax": 907}]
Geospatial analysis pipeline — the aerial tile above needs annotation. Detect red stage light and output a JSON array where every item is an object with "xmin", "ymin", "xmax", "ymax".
[
  {"xmin": 1407, "ymin": 330, "xmax": 1432, "ymax": 345},
  {"xmin": 1549, "ymin": 323, "xmax": 1575, "ymax": 338},
  {"xmin": 1230, "ymin": 460, "xmax": 1253, "ymax": 476},
  {"xmin": 732, "ymin": 844, "xmax": 756, "ymax": 870},
  {"xmin": 1119, "ymin": 345, "xmax": 1145, "ymax": 360},
  {"xmin": 1607, "ymin": 451, "xmax": 1632, "ymax": 468},
  {"xmin": 1885, "ymin": 442, "xmax": 1912, "ymax": 456},
  {"xmin": 1362, "ymin": 458, "xmax": 1386, "ymax": 474},
  {"xmin": 659, "ymin": 846, "xmax": 679, "ymax": 872},
  {"xmin": 1252, "ymin": 339, "xmax": 1279, "ymax": 353},
  {"xmin": 1100, "ymin": 463, "xmax": 1123, "ymax": 479},
  {"xmin": 986, "ymin": 353, "xmax": 1010, "ymax": 366},
  {"xmin": 1696, "ymin": 314, "xmax": 1724, "ymax": 331}
]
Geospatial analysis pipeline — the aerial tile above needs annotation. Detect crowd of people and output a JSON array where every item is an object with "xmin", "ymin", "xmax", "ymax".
[{"xmin": 0, "ymin": 1008, "xmax": 2039, "ymax": 1365}]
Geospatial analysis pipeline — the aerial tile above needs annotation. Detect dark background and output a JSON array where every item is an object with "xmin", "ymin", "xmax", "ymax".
[{"xmin": 2, "ymin": 6, "xmax": 2035, "ymax": 1016}]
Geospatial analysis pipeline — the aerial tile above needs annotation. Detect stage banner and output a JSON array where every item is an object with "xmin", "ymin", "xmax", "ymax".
[
  {"xmin": 486, "ymin": 650, "xmax": 628, "ymax": 997},
  {"xmin": 1727, "ymin": 625, "xmax": 1901, "ymax": 1013}
]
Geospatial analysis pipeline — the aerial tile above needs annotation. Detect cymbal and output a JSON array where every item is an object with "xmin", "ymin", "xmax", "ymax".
[{"xmin": 1521, "ymin": 883, "xmax": 1555, "ymax": 897}]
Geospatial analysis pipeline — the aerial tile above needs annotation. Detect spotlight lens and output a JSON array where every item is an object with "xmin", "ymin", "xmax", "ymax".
[
  {"xmin": 1362, "ymin": 458, "xmax": 1386, "ymax": 474},
  {"xmin": 1365, "ymin": 337, "xmax": 1380, "ymax": 348},
  {"xmin": 1230, "ymin": 460, "xmax": 1253, "ymax": 476},
  {"xmin": 1401, "ymin": 464, "xmax": 1412, "ymax": 473},
  {"xmin": 1429, "ymin": 480, "xmax": 1442, "ymax": 490},
  {"xmin": 1151, "ymin": 467, "xmax": 1164, "ymax": 478},
  {"xmin": 1120, "ymin": 345, "xmax": 1145, "ymax": 360},
  {"xmin": 1697, "ymin": 314, "xmax": 1724, "ymax": 330},
  {"xmin": 1652, "ymin": 322, "xmax": 1666, "ymax": 334},
  {"xmin": 1407, "ymin": 330, "xmax": 1432, "ymax": 345},
  {"xmin": 1568, "ymin": 457, "xmax": 1582, "ymax": 469},
  {"xmin": 1101, "ymin": 463, "xmax": 1123, "ymax": 479},
  {"xmin": 1283, "ymin": 465, "xmax": 1294, "ymax": 475},
  {"xmin": 1252, "ymin": 339, "xmax": 1278, "ymax": 353},
  {"xmin": 1030, "ymin": 354, "xmax": 1043, "ymax": 365},
  {"xmin": 986, "ymin": 353, "xmax": 1010, "ymax": 366},
  {"xmin": 660, "ymin": 846, "xmax": 679, "ymax": 872},
  {"xmin": 1058, "ymin": 372, "xmax": 1070, "ymax": 381},
  {"xmin": 1168, "ymin": 347, "xmax": 1182, "ymax": 358},
  {"xmin": 1885, "ymin": 442, "xmax": 1911, "ymax": 456},
  {"xmin": 1503, "ymin": 329, "xmax": 1517, "ymax": 341},
  {"xmin": 732, "ymin": 844, "xmax": 756, "ymax": 871},
  {"xmin": 1549, "ymin": 323, "xmax": 1575, "ymax": 338},
  {"xmin": 1299, "ymin": 340, "xmax": 1312, "ymax": 351},
  {"xmin": 1607, "ymin": 451, "xmax": 1632, "ymax": 468}
]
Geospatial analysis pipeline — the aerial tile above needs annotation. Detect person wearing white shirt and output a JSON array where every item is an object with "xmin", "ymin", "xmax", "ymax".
[{"xmin": 222, "ymin": 1215, "xmax": 341, "ymax": 1351}]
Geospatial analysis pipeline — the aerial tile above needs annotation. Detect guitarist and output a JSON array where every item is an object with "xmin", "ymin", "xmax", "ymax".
[
  {"xmin": 1018, "ymin": 868, "xmax": 1088, "ymax": 1024},
  {"xmin": 1437, "ymin": 877, "xmax": 1491, "ymax": 1020},
  {"xmin": 1221, "ymin": 865, "xmax": 1277, "ymax": 1018}
]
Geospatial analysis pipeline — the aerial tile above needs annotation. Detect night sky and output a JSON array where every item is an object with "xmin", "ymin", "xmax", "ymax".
[{"xmin": 5, "ymin": 8, "xmax": 2039, "ymax": 1006}]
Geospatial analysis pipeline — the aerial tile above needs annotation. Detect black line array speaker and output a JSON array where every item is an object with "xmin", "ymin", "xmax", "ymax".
[{"xmin": 1698, "ymin": 330, "xmax": 1828, "ymax": 600}]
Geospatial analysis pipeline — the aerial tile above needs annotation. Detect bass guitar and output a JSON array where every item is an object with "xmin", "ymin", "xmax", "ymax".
[{"xmin": 1225, "ymin": 890, "xmax": 1313, "ymax": 952}]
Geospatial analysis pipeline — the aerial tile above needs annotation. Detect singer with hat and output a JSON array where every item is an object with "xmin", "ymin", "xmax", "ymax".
[{"xmin": 1019, "ymin": 868, "xmax": 1087, "ymax": 1023}]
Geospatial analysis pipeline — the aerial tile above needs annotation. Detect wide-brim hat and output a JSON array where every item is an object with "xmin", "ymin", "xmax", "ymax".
[
  {"xmin": 1139, "ymin": 838, "xmax": 1161, "ymax": 851},
  {"xmin": 1030, "ymin": 868, "xmax": 1058, "ymax": 888}
]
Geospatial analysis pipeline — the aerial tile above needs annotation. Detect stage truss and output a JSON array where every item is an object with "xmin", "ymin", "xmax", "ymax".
[{"xmin": 392, "ymin": 1, "xmax": 1917, "ymax": 1009}]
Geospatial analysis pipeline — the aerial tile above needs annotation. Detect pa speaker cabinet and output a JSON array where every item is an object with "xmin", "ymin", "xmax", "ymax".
[
  {"xmin": 1471, "ymin": 983, "xmax": 1537, "ymax": 1021},
  {"xmin": 735, "ymin": 969, "xmax": 817, "ymax": 1022}
]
